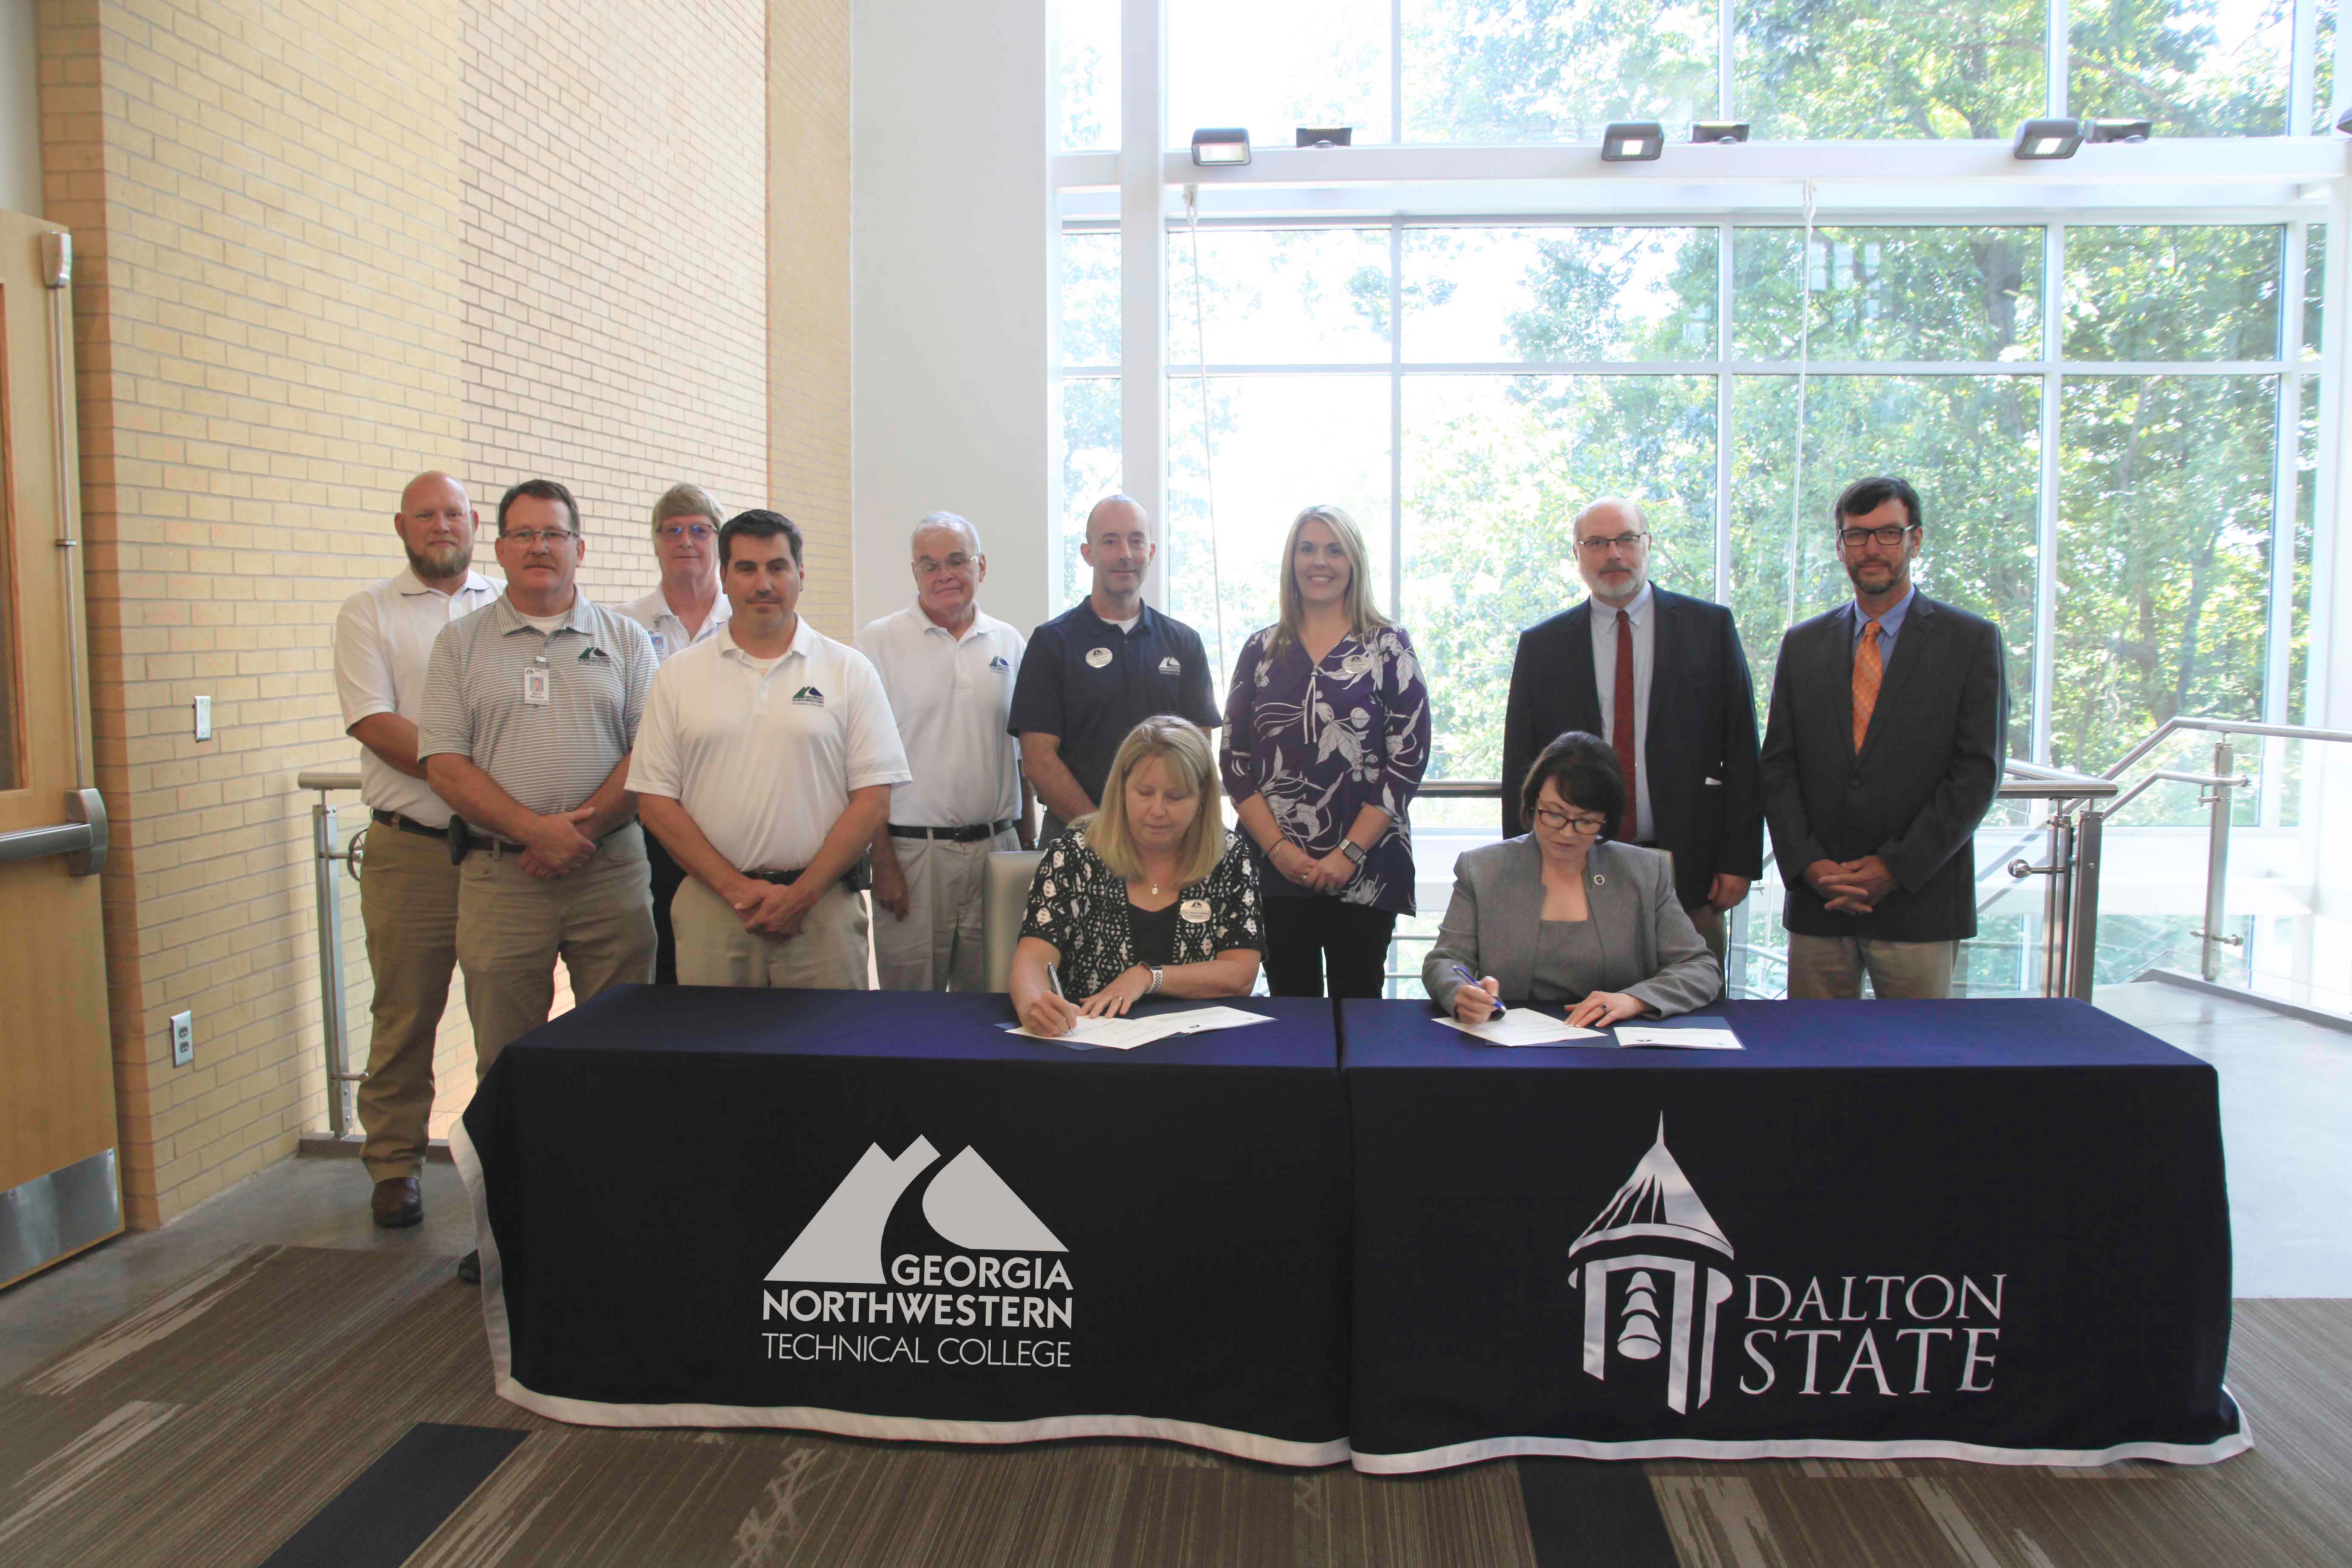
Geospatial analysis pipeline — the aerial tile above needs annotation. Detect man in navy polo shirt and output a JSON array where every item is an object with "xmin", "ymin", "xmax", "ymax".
[{"xmin": 1010, "ymin": 494, "xmax": 1221, "ymax": 842}]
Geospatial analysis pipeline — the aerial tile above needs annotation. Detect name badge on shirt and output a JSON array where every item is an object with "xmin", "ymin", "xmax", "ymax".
[
  {"xmin": 523, "ymin": 659, "xmax": 551, "ymax": 705},
  {"xmin": 1086, "ymin": 646, "xmax": 1113, "ymax": 668},
  {"xmin": 650, "ymin": 632, "xmax": 668, "ymax": 656},
  {"xmin": 1180, "ymin": 898, "xmax": 1211, "ymax": 924}
]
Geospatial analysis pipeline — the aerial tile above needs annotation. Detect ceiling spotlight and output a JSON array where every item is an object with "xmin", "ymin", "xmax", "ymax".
[
  {"xmin": 1190, "ymin": 127, "xmax": 1252, "ymax": 167},
  {"xmin": 2085, "ymin": 118, "xmax": 2152, "ymax": 144},
  {"xmin": 1692, "ymin": 121, "xmax": 1751, "ymax": 145},
  {"xmin": 1600, "ymin": 121, "xmax": 1665, "ymax": 162},
  {"xmin": 2012, "ymin": 117, "xmax": 2085, "ymax": 160},
  {"xmin": 1296, "ymin": 126, "xmax": 1353, "ymax": 147}
]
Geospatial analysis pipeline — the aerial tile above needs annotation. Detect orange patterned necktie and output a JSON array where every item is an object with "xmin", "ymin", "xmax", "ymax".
[{"xmin": 1852, "ymin": 619, "xmax": 1884, "ymax": 753}]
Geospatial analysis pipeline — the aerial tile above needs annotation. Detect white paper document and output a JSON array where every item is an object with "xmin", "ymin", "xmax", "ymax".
[
  {"xmin": 1431, "ymin": 1011, "xmax": 1611, "ymax": 1047},
  {"xmin": 1612, "ymin": 1025, "xmax": 1744, "ymax": 1050},
  {"xmin": 1005, "ymin": 1006, "xmax": 1276, "ymax": 1051}
]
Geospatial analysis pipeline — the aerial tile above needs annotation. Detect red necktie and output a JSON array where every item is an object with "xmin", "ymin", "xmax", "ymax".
[{"xmin": 1612, "ymin": 608, "xmax": 1637, "ymax": 839}]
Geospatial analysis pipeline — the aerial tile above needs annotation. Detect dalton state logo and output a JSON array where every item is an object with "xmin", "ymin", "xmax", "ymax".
[
  {"xmin": 768, "ymin": 1136, "xmax": 1063, "ymax": 1282},
  {"xmin": 1567, "ymin": 1117, "xmax": 1735, "ymax": 1415}
]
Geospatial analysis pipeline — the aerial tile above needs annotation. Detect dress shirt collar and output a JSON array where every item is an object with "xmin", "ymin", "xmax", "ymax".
[
  {"xmin": 1849, "ymin": 583, "xmax": 1916, "ymax": 642},
  {"xmin": 1590, "ymin": 580, "xmax": 1654, "ymax": 629},
  {"xmin": 720, "ymin": 614, "xmax": 817, "ymax": 664},
  {"xmin": 492, "ymin": 590, "xmax": 596, "ymax": 635},
  {"xmin": 913, "ymin": 598, "xmax": 995, "ymax": 643},
  {"xmin": 395, "ymin": 566, "xmax": 493, "ymax": 599}
]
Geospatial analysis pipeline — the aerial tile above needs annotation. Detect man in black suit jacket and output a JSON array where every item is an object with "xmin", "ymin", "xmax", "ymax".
[
  {"xmin": 1501, "ymin": 499, "xmax": 1763, "ymax": 965},
  {"xmin": 1760, "ymin": 476, "xmax": 2009, "ymax": 999}
]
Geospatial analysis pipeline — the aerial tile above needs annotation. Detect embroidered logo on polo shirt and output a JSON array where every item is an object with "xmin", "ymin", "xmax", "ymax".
[
  {"xmin": 1158, "ymin": 656, "xmax": 1181, "ymax": 676},
  {"xmin": 791, "ymin": 685, "xmax": 825, "ymax": 707},
  {"xmin": 988, "ymin": 655, "xmax": 1012, "ymax": 673}
]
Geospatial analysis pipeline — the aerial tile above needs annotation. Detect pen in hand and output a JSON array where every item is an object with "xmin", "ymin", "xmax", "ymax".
[{"xmin": 1452, "ymin": 965, "xmax": 1504, "ymax": 1016}]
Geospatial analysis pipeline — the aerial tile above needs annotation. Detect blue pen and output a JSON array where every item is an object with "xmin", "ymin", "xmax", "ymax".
[{"xmin": 1452, "ymin": 965, "xmax": 1504, "ymax": 1016}]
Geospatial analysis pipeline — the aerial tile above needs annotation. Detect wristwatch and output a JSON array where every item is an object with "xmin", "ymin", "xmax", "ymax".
[
  {"xmin": 1147, "ymin": 965, "xmax": 1165, "ymax": 994},
  {"xmin": 1340, "ymin": 840, "xmax": 1368, "ymax": 866}
]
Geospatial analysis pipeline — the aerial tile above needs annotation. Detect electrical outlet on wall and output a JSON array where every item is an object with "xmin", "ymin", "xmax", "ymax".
[{"xmin": 170, "ymin": 1011, "xmax": 193, "ymax": 1067}]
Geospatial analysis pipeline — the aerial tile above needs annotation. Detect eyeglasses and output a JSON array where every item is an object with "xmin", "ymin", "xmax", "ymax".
[
  {"xmin": 1575, "ymin": 531, "xmax": 1648, "ymax": 554},
  {"xmin": 501, "ymin": 528, "xmax": 578, "ymax": 548},
  {"xmin": 915, "ymin": 554, "xmax": 976, "ymax": 575},
  {"xmin": 1838, "ymin": 524, "xmax": 1915, "ymax": 549},
  {"xmin": 1532, "ymin": 805, "xmax": 1610, "ymax": 835},
  {"xmin": 657, "ymin": 523, "xmax": 714, "ymax": 542}
]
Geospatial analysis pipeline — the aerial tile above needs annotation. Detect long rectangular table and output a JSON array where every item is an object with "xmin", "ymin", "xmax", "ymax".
[
  {"xmin": 1339, "ymin": 997, "xmax": 2249, "ymax": 1472},
  {"xmin": 455, "ymin": 986, "xmax": 1351, "ymax": 1466}
]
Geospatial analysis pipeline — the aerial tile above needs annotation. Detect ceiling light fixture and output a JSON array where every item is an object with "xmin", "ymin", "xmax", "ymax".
[
  {"xmin": 1190, "ymin": 127, "xmax": 1252, "ymax": 167},
  {"xmin": 2012, "ymin": 117, "xmax": 2085, "ymax": 160},
  {"xmin": 1600, "ymin": 121, "xmax": 1665, "ymax": 162},
  {"xmin": 1691, "ymin": 121, "xmax": 1751, "ymax": 145}
]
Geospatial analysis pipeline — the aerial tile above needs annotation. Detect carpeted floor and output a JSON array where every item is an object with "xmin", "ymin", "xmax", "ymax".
[{"xmin": 2, "ymin": 1243, "xmax": 2348, "ymax": 1565}]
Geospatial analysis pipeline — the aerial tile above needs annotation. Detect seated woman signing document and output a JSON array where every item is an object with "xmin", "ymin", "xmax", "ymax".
[
  {"xmin": 1425, "ymin": 731, "xmax": 1720, "ymax": 1028},
  {"xmin": 1011, "ymin": 716, "xmax": 1265, "ymax": 1038}
]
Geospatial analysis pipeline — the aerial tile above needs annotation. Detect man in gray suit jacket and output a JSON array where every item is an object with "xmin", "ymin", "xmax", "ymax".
[{"xmin": 1760, "ymin": 476, "xmax": 2009, "ymax": 999}]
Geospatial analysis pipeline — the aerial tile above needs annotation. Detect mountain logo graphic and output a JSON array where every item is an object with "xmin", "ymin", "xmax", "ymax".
[
  {"xmin": 791, "ymin": 685, "xmax": 825, "ymax": 707},
  {"xmin": 766, "ymin": 1137, "xmax": 1065, "ymax": 1284},
  {"xmin": 1567, "ymin": 1116, "xmax": 1736, "ymax": 1415},
  {"xmin": 988, "ymin": 655, "xmax": 1012, "ymax": 673}
]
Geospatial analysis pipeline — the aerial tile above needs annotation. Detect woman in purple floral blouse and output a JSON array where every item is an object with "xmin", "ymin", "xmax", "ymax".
[{"xmin": 1220, "ymin": 504, "xmax": 1432, "ymax": 997}]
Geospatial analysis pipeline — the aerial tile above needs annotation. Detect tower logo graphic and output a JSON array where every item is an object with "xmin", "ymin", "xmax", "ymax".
[
  {"xmin": 1567, "ymin": 1117, "xmax": 1736, "ymax": 1415},
  {"xmin": 766, "ymin": 1137, "xmax": 1065, "ymax": 1283}
]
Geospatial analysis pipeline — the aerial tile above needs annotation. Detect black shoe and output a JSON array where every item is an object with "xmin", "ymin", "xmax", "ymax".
[
  {"xmin": 371, "ymin": 1177, "xmax": 422, "ymax": 1229},
  {"xmin": 457, "ymin": 1250, "xmax": 481, "ymax": 1285}
]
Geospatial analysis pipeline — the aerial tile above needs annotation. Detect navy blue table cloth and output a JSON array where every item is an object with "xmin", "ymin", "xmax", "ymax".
[
  {"xmin": 456, "ymin": 986, "xmax": 1351, "ymax": 1465},
  {"xmin": 1339, "ymin": 997, "xmax": 2248, "ymax": 1471}
]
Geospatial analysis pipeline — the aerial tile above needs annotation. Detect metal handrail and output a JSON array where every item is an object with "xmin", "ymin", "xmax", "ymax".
[
  {"xmin": 2100, "ymin": 717, "xmax": 2352, "ymax": 783},
  {"xmin": 300, "ymin": 770, "xmax": 366, "ymax": 1135}
]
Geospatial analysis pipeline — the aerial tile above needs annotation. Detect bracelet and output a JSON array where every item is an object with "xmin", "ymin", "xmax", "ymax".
[{"xmin": 1147, "ymin": 965, "xmax": 1164, "ymax": 994}]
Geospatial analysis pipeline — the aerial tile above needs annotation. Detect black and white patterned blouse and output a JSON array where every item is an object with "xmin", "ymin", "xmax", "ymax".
[{"xmin": 1018, "ymin": 826, "xmax": 1265, "ymax": 999}]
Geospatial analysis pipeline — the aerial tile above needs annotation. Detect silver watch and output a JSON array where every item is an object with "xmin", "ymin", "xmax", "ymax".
[
  {"xmin": 1147, "ymin": 965, "xmax": 1164, "ymax": 994},
  {"xmin": 1341, "ymin": 840, "xmax": 1368, "ymax": 866}
]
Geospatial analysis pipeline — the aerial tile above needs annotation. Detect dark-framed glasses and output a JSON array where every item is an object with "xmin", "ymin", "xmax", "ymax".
[
  {"xmin": 657, "ymin": 522, "xmax": 714, "ymax": 542},
  {"xmin": 1532, "ymin": 805, "xmax": 1610, "ymax": 835},
  {"xmin": 1838, "ymin": 523, "xmax": 1915, "ymax": 549},
  {"xmin": 1575, "ymin": 531, "xmax": 1649, "ymax": 554},
  {"xmin": 502, "ymin": 528, "xmax": 578, "ymax": 548}
]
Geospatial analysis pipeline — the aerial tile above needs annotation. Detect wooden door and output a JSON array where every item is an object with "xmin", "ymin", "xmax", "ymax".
[{"xmin": 0, "ymin": 209, "xmax": 119, "ymax": 1287}]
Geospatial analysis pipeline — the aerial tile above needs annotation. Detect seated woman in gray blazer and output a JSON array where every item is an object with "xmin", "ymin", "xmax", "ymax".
[{"xmin": 1425, "ymin": 731, "xmax": 1721, "ymax": 1027}]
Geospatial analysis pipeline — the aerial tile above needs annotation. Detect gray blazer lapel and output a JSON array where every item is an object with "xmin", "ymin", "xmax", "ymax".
[
  {"xmin": 1585, "ymin": 842, "xmax": 1648, "ymax": 979},
  {"xmin": 1488, "ymin": 837, "xmax": 1547, "ymax": 1000}
]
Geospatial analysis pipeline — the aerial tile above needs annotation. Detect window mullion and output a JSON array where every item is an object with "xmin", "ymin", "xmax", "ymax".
[{"xmin": 2032, "ymin": 223, "xmax": 2065, "ymax": 766}]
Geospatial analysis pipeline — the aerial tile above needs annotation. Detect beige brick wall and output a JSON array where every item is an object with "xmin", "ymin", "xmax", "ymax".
[{"xmin": 39, "ymin": 0, "xmax": 848, "ymax": 1226}]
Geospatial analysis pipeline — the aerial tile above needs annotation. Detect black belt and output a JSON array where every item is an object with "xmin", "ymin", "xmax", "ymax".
[
  {"xmin": 746, "ymin": 854, "xmax": 874, "ymax": 893},
  {"xmin": 371, "ymin": 809, "xmax": 449, "ymax": 840},
  {"xmin": 888, "ymin": 820, "xmax": 1015, "ymax": 844},
  {"xmin": 450, "ymin": 817, "xmax": 629, "ymax": 863}
]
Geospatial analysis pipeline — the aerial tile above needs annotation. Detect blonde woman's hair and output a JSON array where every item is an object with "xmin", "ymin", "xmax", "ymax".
[
  {"xmin": 1084, "ymin": 716, "xmax": 1227, "ymax": 887},
  {"xmin": 649, "ymin": 482, "xmax": 724, "ymax": 535},
  {"xmin": 1274, "ymin": 503, "xmax": 1390, "ymax": 650}
]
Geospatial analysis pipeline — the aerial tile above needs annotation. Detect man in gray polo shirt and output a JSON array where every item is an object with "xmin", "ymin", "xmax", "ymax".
[{"xmin": 419, "ymin": 479, "xmax": 658, "ymax": 1277}]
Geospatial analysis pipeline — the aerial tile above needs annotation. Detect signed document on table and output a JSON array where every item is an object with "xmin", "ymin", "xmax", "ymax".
[
  {"xmin": 1433, "ymin": 1013, "xmax": 1747, "ymax": 1049},
  {"xmin": 1004, "ymin": 1005, "xmax": 1275, "ymax": 1051}
]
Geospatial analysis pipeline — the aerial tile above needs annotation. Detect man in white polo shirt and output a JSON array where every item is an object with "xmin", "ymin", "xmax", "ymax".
[
  {"xmin": 612, "ymin": 482, "xmax": 732, "ymax": 985},
  {"xmin": 332, "ymin": 471, "xmax": 499, "ymax": 1229},
  {"xmin": 634, "ymin": 510, "xmax": 912, "ymax": 989},
  {"xmin": 855, "ymin": 512, "xmax": 1035, "ymax": 991}
]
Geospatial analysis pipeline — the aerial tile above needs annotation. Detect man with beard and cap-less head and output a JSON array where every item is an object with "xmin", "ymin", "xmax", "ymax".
[
  {"xmin": 1500, "ymin": 497, "xmax": 1761, "ymax": 973},
  {"xmin": 1760, "ymin": 475, "xmax": 2009, "ymax": 1000},
  {"xmin": 1009, "ymin": 494, "xmax": 1221, "ymax": 844},
  {"xmin": 332, "ymin": 471, "xmax": 499, "ymax": 1229}
]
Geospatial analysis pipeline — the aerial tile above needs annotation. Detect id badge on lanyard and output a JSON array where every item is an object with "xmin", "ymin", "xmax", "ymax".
[{"xmin": 524, "ymin": 655, "xmax": 551, "ymax": 705}]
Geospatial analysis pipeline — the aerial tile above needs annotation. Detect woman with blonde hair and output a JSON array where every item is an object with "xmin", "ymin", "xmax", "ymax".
[
  {"xmin": 1010, "ymin": 716, "xmax": 1264, "ymax": 1037},
  {"xmin": 1220, "ymin": 504, "xmax": 1431, "ymax": 997}
]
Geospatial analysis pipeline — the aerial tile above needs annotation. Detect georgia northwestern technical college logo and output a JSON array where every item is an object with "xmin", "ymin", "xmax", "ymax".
[
  {"xmin": 1570, "ymin": 1119, "xmax": 2012, "ymax": 1414},
  {"xmin": 758, "ymin": 1138, "xmax": 1077, "ymax": 1370}
]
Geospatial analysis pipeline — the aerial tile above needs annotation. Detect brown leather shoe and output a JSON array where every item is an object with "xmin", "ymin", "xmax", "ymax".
[{"xmin": 371, "ymin": 1176, "xmax": 422, "ymax": 1229}]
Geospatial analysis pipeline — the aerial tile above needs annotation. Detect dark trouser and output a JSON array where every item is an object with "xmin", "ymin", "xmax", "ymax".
[
  {"xmin": 1262, "ymin": 896, "xmax": 1398, "ymax": 999},
  {"xmin": 646, "ymin": 830, "xmax": 687, "ymax": 985}
]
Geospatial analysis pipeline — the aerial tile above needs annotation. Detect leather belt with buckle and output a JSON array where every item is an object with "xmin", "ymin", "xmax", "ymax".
[
  {"xmin": 887, "ymin": 820, "xmax": 1015, "ymax": 844},
  {"xmin": 746, "ymin": 855, "xmax": 875, "ymax": 893},
  {"xmin": 372, "ymin": 809, "xmax": 450, "ymax": 840}
]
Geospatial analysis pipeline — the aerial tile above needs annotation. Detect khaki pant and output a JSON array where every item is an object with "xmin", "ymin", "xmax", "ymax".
[
  {"xmin": 874, "ymin": 830, "xmax": 1019, "ymax": 992},
  {"xmin": 1785, "ymin": 933, "xmax": 1957, "ymax": 1000},
  {"xmin": 356, "ymin": 821, "xmax": 468, "ymax": 1183},
  {"xmin": 457, "ymin": 822, "xmax": 655, "ymax": 1073},
  {"xmin": 674, "ymin": 873, "xmax": 871, "ymax": 990}
]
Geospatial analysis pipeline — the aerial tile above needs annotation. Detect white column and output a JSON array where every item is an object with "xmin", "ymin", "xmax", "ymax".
[
  {"xmin": 1120, "ymin": 0, "xmax": 1167, "ymax": 601},
  {"xmin": 851, "ymin": 0, "xmax": 1058, "ymax": 637}
]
